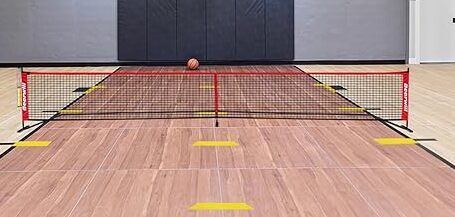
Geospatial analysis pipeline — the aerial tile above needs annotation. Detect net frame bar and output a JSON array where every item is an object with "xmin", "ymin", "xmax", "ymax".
[{"xmin": 20, "ymin": 69, "xmax": 410, "ymax": 127}]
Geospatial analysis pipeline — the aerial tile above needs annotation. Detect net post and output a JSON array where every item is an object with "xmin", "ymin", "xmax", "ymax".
[
  {"xmin": 18, "ymin": 67, "xmax": 29, "ymax": 132},
  {"xmin": 406, "ymin": 67, "xmax": 410, "ymax": 129},
  {"xmin": 214, "ymin": 73, "xmax": 219, "ymax": 127},
  {"xmin": 400, "ymin": 68, "xmax": 411, "ymax": 132}
]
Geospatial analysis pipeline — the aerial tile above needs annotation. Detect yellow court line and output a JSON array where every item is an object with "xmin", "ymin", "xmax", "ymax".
[
  {"xmin": 337, "ymin": 107, "xmax": 366, "ymax": 112},
  {"xmin": 59, "ymin": 109, "xmax": 83, "ymax": 114},
  {"xmin": 374, "ymin": 138, "xmax": 416, "ymax": 145},
  {"xmin": 14, "ymin": 141, "xmax": 51, "ymax": 147},
  {"xmin": 189, "ymin": 203, "xmax": 254, "ymax": 211},
  {"xmin": 84, "ymin": 85, "xmax": 104, "ymax": 94},
  {"xmin": 192, "ymin": 141, "xmax": 239, "ymax": 147},
  {"xmin": 314, "ymin": 83, "xmax": 336, "ymax": 93},
  {"xmin": 196, "ymin": 112, "xmax": 228, "ymax": 115}
]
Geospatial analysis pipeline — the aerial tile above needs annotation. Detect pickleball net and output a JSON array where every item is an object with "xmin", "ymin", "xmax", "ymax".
[{"xmin": 19, "ymin": 69, "xmax": 409, "ymax": 124}]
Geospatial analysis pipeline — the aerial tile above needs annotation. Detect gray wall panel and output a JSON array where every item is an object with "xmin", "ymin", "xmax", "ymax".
[
  {"xmin": 295, "ymin": 0, "xmax": 408, "ymax": 60},
  {"xmin": 0, "ymin": 0, "xmax": 117, "ymax": 62}
]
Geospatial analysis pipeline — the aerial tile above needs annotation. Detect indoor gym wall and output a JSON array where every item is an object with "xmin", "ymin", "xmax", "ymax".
[{"xmin": 0, "ymin": 0, "xmax": 408, "ymax": 63}]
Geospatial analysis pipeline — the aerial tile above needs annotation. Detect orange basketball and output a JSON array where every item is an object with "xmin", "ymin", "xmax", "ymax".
[{"xmin": 187, "ymin": 58, "xmax": 199, "ymax": 70}]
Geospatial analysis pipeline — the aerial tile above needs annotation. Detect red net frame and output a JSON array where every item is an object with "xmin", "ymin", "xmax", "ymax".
[{"xmin": 20, "ymin": 69, "xmax": 410, "ymax": 125}]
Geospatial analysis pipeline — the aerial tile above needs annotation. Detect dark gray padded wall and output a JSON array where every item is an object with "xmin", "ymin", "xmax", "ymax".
[
  {"xmin": 266, "ymin": 0, "xmax": 294, "ymax": 60},
  {"xmin": 177, "ymin": 0, "xmax": 206, "ymax": 60},
  {"xmin": 236, "ymin": 0, "xmax": 266, "ymax": 60},
  {"xmin": 295, "ymin": 0, "xmax": 408, "ymax": 60},
  {"xmin": 118, "ymin": 0, "xmax": 294, "ymax": 61},
  {"xmin": 118, "ymin": 0, "xmax": 147, "ymax": 61},
  {"xmin": 207, "ymin": 0, "xmax": 236, "ymax": 60},
  {"xmin": 148, "ymin": 0, "xmax": 177, "ymax": 60}
]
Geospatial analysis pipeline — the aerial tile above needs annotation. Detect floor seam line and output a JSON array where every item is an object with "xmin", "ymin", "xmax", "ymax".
[
  {"xmin": 339, "ymin": 168, "xmax": 382, "ymax": 217},
  {"xmin": 214, "ymin": 130, "xmax": 225, "ymax": 217}
]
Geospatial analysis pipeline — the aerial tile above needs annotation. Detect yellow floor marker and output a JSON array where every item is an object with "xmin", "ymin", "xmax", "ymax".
[
  {"xmin": 192, "ymin": 141, "xmax": 239, "ymax": 147},
  {"xmin": 337, "ymin": 107, "xmax": 366, "ymax": 112},
  {"xmin": 14, "ymin": 141, "xmax": 51, "ymax": 147},
  {"xmin": 84, "ymin": 85, "xmax": 104, "ymax": 94},
  {"xmin": 314, "ymin": 83, "xmax": 336, "ymax": 93},
  {"xmin": 196, "ymin": 112, "xmax": 228, "ymax": 115},
  {"xmin": 59, "ymin": 109, "xmax": 83, "ymax": 114},
  {"xmin": 189, "ymin": 203, "xmax": 254, "ymax": 211},
  {"xmin": 374, "ymin": 138, "xmax": 416, "ymax": 145}
]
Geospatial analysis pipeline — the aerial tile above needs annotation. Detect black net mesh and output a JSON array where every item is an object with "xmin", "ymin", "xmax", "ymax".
[{"xmin": 24, "ymin": 69, "xmax": 407, "ymax": 121}]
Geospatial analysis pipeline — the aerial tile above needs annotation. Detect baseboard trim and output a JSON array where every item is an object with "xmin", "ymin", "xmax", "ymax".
[{"xmin": 408, "ymin": 58, "xmax": 420, "ymax": 64}]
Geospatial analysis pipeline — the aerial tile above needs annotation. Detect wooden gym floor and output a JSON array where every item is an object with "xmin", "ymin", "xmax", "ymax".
[{"xmin": 0, "ymin": 65, "xmax": 454, "ymax": 217}]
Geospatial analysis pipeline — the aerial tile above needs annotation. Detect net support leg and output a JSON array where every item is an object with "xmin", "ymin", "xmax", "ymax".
[
  {"xmin": 385, "ymin": 120, "xmax": 413, "ymax": 133},
  {"xmin": 17, "ymin": 121, "xmax": 43, "ymax": 133}
]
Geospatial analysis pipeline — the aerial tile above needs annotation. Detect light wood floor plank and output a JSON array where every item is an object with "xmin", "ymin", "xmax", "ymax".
[
  {"xmin": 160, "ymin": 128, "xmax": 217, "ymax": 169},
  {"xmin": 0, "ymin": 65, "xmax": 454, "ymax": 217},
  {"xmin": 69, "ymin": 170, "xmax": 222, "ymax": 217},
  {"xmin": 303, "ymin": 126, "xmax": 398, "ymax": 167},
  {"xmin": 0, "ymin": 171, "xmax": 94, "ymax": 217},
  {"xmin": 102, "ymin": 128, "xmax": 167, "ymax": 170},
  {"xmin": 344, "ymin": 168, "xmax": 455, "ymax": 217},
  {"xmin": 215, "ymin": 127, "xmax": 276, "ymax": 168},
  {"xmin": 0, "ymin": 128, "xmax": 122, "ymax": 171},
  {"xmin": 281, "ymin": 168, "xmax": 379, "ymax": 217},
  {"xmin": 348, "ymin": 125, "xmax": 447, "ymax": 167},
  {"xmin": 219, "ymin": 169, "xmax": 301, "ymax": 217},
  {"xmin": 402, "ymin": 167, "xmax": 455, "ymax": 211}
]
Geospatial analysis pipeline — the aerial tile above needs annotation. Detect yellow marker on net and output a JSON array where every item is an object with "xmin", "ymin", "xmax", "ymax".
[
  {"xmin": 200, "ymin": 84, "xmax": 215, "ymax": 89},
  {"xmin": 59, "ymin": 109, "xmax": 83, "ymax": 114},
  {"xmin": 192, "ymin": 141, "xmax": 239, "ymax": 147},
  {"xmin": 314, "ymin": 83, "xmax": 336, "ymax": 93},
  {"xmin": 84, "ymin": 85, "xmax": 104, "ymax": 94},
  {"xmin": 189, "ymin": 203, "xmax": 254, "ymax": 211},
  {"xmin": 374, "ymin": 138, "xmax": 416, "ymax": 145},
  {"xmin": 337, "ymin": 107, "xmax": 366, "ymax": 112},
  {"xmin": 17, "ymin": 88, "xmax": 22, "ymax": 107},
  {"xmin": 14, "ymin": 141, "xmax": 51, "ymax": 147}
]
